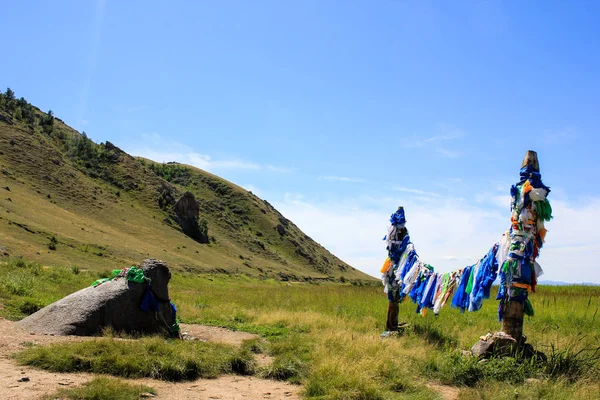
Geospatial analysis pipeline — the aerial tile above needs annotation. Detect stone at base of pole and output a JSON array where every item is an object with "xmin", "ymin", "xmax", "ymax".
[
  {"xmin": 501, "ymin": 300, "xmax": 524, "ymax": 345},
  {"xmin": 470, "ymin": 331, "xmax": 546, "ymax": 361}
]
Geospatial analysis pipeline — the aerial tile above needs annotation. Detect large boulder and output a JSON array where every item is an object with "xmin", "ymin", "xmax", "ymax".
[{"xmin": 18, "ymin": 259, "xmax": 176, "ymax": 336}]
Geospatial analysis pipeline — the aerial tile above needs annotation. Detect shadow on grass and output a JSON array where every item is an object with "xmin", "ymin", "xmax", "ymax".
[
  {"xmin": 194, "ymin": 317, "xmax": 290, "ymax": 338},
  {"xmin": 411, "ymin": 323, "xmax": 457, "ymax": 349}
]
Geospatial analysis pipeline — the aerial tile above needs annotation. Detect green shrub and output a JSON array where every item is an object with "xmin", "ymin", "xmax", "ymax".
[
  {"xmin": 423, "ymin": 352, "xmax": 545, "ymax": 387},
  {"xmin": 2, "ymin": 272, "xmax": 34, "ymax": 296},
  {"xmin": 229, "ymin": 348, "xmax": 256, "ymax": 375},
  {"xmin": 544, "ymin": 342, "xmax": 600, "ymax": 382},
  {"xmin": 148, "ymin": 162, "xmax": 191, "ymax": 186},
  {"xmin": 48, "ymin": 235, "xmax": 58, "ymax": 251},
  {"xmin": 241, "ymin": 338, "xmax": 266, "ymax": 354},
  {"xmin": 263, "ymin": 353, "xmax": 307, "ymax": 383},
  {"xmin": 18, "ymin": 298, "xmax": 45, "ymax": 315},
  {"xmin": 7, "ymin": 257, "xmax": 41, "ymax": 274},
  {"xmin": 198, "ymin": 218, "xmax": 209, "ymax": 238},
  {"xmin": 262, "ymin": 334, "xmax": 312, "ymax": 383},
  {"xmin": 304, "ymin": 369, "xmax": 385, "ymax": 400}
]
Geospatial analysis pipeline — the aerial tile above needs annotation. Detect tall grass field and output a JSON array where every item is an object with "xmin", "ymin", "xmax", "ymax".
[{"xmin": 1, "ymin": 258, "xmax": 599, "ymax": 399}]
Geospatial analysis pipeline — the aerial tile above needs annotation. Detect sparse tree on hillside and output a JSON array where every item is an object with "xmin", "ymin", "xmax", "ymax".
[
  {"xmin": 13, "ymin": 107, "xmax": 22, "ymax": 121},
  {"xmin": 199, "ymin": 218, "xmax": 209, "ymax": 238},
  {"xmin": 2, "ymin": 88, "xmax": 16, "ymax": 112},
  {"xmin": 42, "ymin": 109, "xmax": 55, "ymax": 134},
  {"xmin": 46, "ymin": 110, "xmax": 55, "ymax": 125},
  {"xmin": 72, "ymin": 131, "xmax": 96, "ymax": 162},
  {"xmin": 5, "ymin": 88, "xmax": 15, "ymax": 101}
]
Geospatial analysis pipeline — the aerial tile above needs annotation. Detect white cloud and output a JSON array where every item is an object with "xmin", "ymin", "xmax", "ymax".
[
  {"xmin": 274, "ymin": 194, "xmax": 506, "ymax": 279},
  {"xmin": 404, "ymin": 123, "xmax": 466, "ymax": 149},
  {"xmin": 391, "ymin": 186, "xmax": 441, "ymax": 198},
  {"xmin": 273, "ymin": 191, "xmax": 600, "ymax": 284},
  {"xmin": 538, "ymin": 198, "xmax": 600, "ymax": 283},
  {"xmin": 543, "ymin": 127, "xmax": 577, "ymax": 144},
  {"xmin": 475, "ymin": 193, "xmax": 511, "ymax": 209},
  {"xmin": 321, "ymin": 176, "xmax": 364, "ymax": 183},
  {"xmin": 124, "ymin": 134, "xmax": 290, "ymax": 173},
  {"xmin": 436, "ymin": 147, "xmax": 462, "ymax": 158}
]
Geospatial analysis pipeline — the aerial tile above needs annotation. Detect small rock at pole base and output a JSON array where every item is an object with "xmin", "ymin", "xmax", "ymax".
[
  {"xmin": 470, "ymin": 331, "xmax": 547, "ymax": 361},
  {"xmin": 470, "ymin": 332, "xmax": 518, "ymax": 358}
]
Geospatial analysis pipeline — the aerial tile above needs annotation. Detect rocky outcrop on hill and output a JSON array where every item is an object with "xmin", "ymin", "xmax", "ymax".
[
  {"xmin": 174, "ymin": 191, "xmax": 208, "ymax": 244},
  {"xmin": 18, "ymin": 259, "xmax": 177, "ymax": 336}
]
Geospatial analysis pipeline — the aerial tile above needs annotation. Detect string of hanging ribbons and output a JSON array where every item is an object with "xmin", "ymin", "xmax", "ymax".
[{"xmin": 380, "ymin": 165, "xmax": 552, "ymax": 321}]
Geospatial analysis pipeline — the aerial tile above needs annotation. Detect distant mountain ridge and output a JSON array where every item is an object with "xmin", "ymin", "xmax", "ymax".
[
  {"xmin": 0, "ymin": 89, "xmax": 374, "ymax": 282},
  {"xmin": 538, "ymin": 280, "xmax": 599, "ymax": 286}
]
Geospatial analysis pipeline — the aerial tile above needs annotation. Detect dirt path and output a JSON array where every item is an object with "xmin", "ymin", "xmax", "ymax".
[
  {"xmin": 179, "ymin": 323, "xmax": 259, "ymax": 345},
  {"xmin": 427, "ymin": 383, "xmax": 460, "ymax": 400},
  {"xmin": 0, "ymin": 319, "xmax": 300, "ymax": 400},
  {"xmin": 134, "ymin": 377, "xmax": 298, "ymax": 400}
]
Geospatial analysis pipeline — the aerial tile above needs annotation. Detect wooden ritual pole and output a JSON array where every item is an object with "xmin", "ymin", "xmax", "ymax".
[{"xmin": 501, "ymin": 150, "xmax": 539, "ymax": 344}]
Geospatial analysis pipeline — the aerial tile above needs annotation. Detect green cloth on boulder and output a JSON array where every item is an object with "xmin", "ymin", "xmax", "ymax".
[
  {"xmin": 91, "ymin": 277, "xmax": 111, "ymax": 287},
  {"xmin": 91, "ymin": 266, "xmax": 147, "ymax": 286},
  {"xmin": 126, "ymin": 267, "xmax": 147, "ymax": 284}
]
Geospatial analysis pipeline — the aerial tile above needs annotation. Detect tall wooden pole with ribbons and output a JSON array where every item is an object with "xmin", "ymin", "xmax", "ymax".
[
  {"xmin": 380, "ymin": 149, "xmax": 550, "ymax": 355},
  {"xmin": 500, "ymin": 150, "xmax": 540, "ymax": 344}
]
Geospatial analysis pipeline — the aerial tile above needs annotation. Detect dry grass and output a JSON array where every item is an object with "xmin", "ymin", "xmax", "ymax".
[
  {"xmin": 43, "ymin": 376, "xmax": 156, "ymax": 400},
  {"xmin": 3, "ymin": 258, "xmax": 599, "ymax": 399}
]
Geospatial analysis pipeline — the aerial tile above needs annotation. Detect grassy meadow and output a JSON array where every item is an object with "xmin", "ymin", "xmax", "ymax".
[{"xmin": 1, "ymin": 258, "xmax": 599, "ymax": 399}]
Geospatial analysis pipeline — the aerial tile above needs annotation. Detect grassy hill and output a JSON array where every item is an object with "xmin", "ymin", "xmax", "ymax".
[{"xmin": 0, "ymin": 89, "xmax": 373, "ymax": 282}]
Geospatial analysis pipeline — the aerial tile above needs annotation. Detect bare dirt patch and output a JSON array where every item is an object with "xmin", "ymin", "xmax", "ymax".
[
  {"xmin": 427, "ymin": 383, "xmax": 460, "ymax": 400},
  {"xmin": 135, "ymin": 376, "xmax": 298, "ymax": 399},
  {"xmin": 0, "ymin": 318, "xmax": 92, "ymax": 400},
  {"xmin": 0, "ymin": 318, "xmax": 300, "ymax": 400}
]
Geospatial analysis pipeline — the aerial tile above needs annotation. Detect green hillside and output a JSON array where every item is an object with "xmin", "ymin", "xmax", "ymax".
[{"xmin": 0, "ymin": 88, "xmax": 373, "ymax": 282}]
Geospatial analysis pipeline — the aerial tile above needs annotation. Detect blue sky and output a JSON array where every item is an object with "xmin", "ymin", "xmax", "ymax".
[{"xmin": 2, "ymin": 1, "xmax": 599, "ymax": 283}]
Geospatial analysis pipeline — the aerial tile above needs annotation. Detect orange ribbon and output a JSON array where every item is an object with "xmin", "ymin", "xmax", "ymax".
[{"xmin": 380, "ymin": 258, "xmax": 391, "ymax": 273}]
